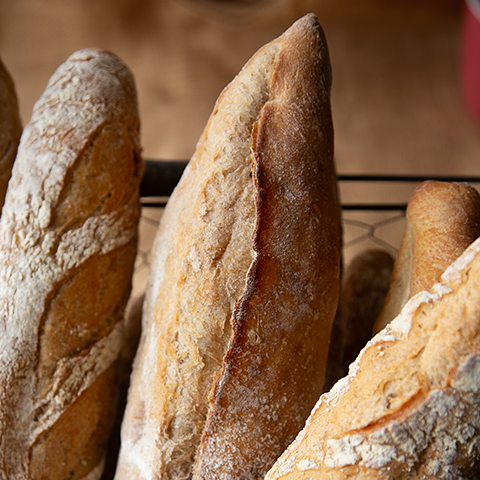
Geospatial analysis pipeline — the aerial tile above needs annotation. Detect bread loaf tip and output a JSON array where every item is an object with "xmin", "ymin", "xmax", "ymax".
[
  {"xmin": 265, "ymin": 227, "xmax": 480, "ymax": 479},
  {"xmin": 115, "ymin": 12, "xmax": 341, "ymax": 480}
]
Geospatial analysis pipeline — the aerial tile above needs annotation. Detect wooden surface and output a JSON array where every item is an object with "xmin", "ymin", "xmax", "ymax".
[
  {"xmin": 0, "ymin": 0, "xmax": 478, "ymax": 288},
  {"xmin": 1, "ymin": 0, "xmax": 477, "ymax": 173}
]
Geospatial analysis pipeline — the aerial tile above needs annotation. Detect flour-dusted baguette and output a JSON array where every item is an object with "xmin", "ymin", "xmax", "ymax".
[
  {"xmin": 324, "ymin": 249, "xmax": 394, "ymax": 392},
  {"xmin": 0, "ymin": 57, "xmax": 22, "ymax": 211},
  {"xmin": 372, "ymin": 180, "xmax": 480, "ymax": 335},
  {"xmin": 115, "ymin": 13, "xmax": 341, "ymax": 480},
  {"xmin": 266, "ymin": 235, "xmax": 480, "ymax": 480},
  {"xmin": 0, "ymin": 48, "xmax": 143, "ymax": 480}
]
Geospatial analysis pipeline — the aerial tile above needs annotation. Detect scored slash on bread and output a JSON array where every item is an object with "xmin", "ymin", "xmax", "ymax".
[
  {"xmin": 266, "ymin": 196, "xmax": 480, "ymax": 479},
  {"xmin": 0, "ymin": 49, "xmax": 143, "ymax": 480},
  {"xmin": 115, "ymin": 13, "xmax": 341, "ymax": 480}
]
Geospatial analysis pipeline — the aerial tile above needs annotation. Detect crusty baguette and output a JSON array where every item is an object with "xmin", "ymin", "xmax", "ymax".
[
  {"xmin": 372, "ymin": 180, "xmax": 480, "ymax": 335},
  {"xmin": 115, "ymin": 13, "xmax": 341, "ymax": 480},
  {"xmin": 0, "ymin": 48, "xmax": 143, "ymax": 480},
  {"xmin": 266, "ymin": 234, "xmax": 480, "ymax": 480},
  {"xmin": 324, "ymin": 249, "xmax": 394, "ymax": 392},
  {"xmin": 0, "ymin": 57, "xmax": 22, "ymax": 211}
]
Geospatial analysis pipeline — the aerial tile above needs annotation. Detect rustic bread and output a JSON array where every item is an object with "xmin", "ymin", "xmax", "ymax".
[
  {"xmin": 324, "ymin": 249, "xmax": 394, "ymax": 392},
  {"xmin": 0, "ymin": 57, "xmax": 22, "ymax": 212},
  {"xmin": 266, "ymin": 234, "xmax": 480, "ymax": 479},
  {"xmin": 372, "ymin": 180, "xmax": 480, "ymax": 335},
  {"xmin": 115, "ymin": 13, "xmax": 341, "ymax": 480},
  {"xmin": 0, "ymin": 48, "xmax": 143, "ymax": 480}
]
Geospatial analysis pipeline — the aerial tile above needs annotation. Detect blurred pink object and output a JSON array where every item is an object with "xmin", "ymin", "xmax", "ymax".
[{"xmin": 462, "ymin": 0, "xmax": 480, "ymax": 123}]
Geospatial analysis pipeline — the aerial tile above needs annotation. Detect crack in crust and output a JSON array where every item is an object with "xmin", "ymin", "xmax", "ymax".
[
  {"xmin": 115, "ymin": 12, "xmax": 340, "ymax": 480},
  {"xmin": 266, "ymin": 235, "xmax": 480, "ymax": 480}
]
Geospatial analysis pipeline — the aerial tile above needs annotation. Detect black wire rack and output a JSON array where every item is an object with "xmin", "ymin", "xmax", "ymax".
[
  {"xmin": 140, "ymin": 159, "xmax": 480, "ymax": 210},
  {"xmin": 133, "ymin": 159, "xmax": 480, "ymax": 297}
]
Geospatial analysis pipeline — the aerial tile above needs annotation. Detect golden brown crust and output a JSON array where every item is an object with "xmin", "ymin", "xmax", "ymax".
[
  {"xmin": 266, "ymin": 235, "xmax": 480, "ymax": 480},
  {"xmin": 372, "ymin": 180, "xmax": 480, "ymax": 335},
  {"xmin": 192, "ymin": 13, "xmax": 340, "ymax": 479},
  {"xmin": 115, "ymin": 13, "xmax": 340, "ymax": 480},
  {"xmin": 0, "ymin": 49, "xmax": 142, "ymax": 480},
  {"xmin": 0, "ymin": 57, "xmax": 22, "ymax": 212},
  {"xmin": 324, "ymin": 250, "xmax": 394, "ymax": 392},
  {"xmin": 29, "ymin": 365, "xmax": 118, "ymax": 480}
]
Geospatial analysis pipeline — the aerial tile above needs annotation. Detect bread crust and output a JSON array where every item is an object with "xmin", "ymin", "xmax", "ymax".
[
  {"xmin": 193, "ymin": 15, "xmax": 339, "ymax": 479},
  {"xmin": 324, "ymin": 250, "xmax": 394, "ymax": 392},
  {"xmin": 115, "ymin": 13, "xmax": 341, "ymax": 480},
  {"xmin": 372, "ymin": 180, "xmax": 480, "ymax": 335},
  {"xmin": 0, "ymin": 49, "xmax": 143, "ymax": 480},
  {"xmin": 0, "ymin": 57, "xmax": 22, "ymax": 212},
  {"xmin": 266, "ymin": 234, "xmax": 480, "ymax": 479}
]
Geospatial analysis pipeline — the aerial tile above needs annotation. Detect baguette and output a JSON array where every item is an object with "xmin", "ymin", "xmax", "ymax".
[
  {"xmin": 115, "ymin": 13, "xmax": 341, "ymax": 480},
  {"xmin": 0, "ymin": 48, "xmax": 143, "ymax": 480},
  {"xmin": 372, "ymin": 180, "xmax": 480, "ymax": 335},
  {"xmin": 324, "ymin": 249, "xmax": 394, "ymax": 392},
  {"xmin": 266, "ymin": 235, "xmax": 480, "ymax": 479},
  {"xmin": 0, "ymin": 57, "xmax": 22, "ymax": 211}
]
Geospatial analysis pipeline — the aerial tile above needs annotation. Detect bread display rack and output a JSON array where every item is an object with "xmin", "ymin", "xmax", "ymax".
[
  {"xmin": 138, "ymin": 158, "xmax": 480, "ymax": 259},
  {"xmin": 140, "ymin": 159, "xmax": 480, "ymax": 211}
]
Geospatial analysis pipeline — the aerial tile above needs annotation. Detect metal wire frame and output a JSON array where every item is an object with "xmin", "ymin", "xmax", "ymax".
[
  {"xmin": 137, "ymin": 159, "xmax": 480, "ymax": 261},
  {"xmin": 140, "ymin": 159, "xmax": 480, "ymax": 211}
]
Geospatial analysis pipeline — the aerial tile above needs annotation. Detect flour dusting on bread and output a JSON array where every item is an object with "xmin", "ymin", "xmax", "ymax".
[
  {"xmin": 0, "ymin": 48, "xmax": 142, "ymax": 480},
  {"xmin": 266, "ymin": 233, "xmax": 480, "ymax": 479},
  {"xmin": 116, "ymin": 13, "xmax": 340, "ymax": 480}
]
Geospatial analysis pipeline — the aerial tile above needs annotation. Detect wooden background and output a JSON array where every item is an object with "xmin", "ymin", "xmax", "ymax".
[
  {"xmin": 1, "ymin": 0, "xmax": 478, "ymax": 283},
  {"xmin": 1, "ymin": 0, "xmax": 477, "ymax": 172},
  {"xmin": 2, "ymin": 3, "xmax": 479, "ymax": 476}
]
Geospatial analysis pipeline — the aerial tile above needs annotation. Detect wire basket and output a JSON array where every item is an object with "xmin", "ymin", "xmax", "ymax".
[{"xmin": 133, "ymin": 160, "xmax": 480, "ymax": 300}]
